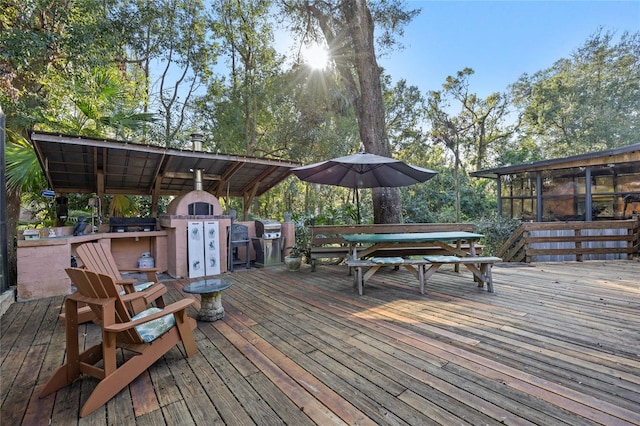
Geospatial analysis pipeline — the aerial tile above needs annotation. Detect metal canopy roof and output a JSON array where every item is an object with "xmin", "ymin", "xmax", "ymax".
[
  {"xmin": 30, "ymin": 132, "xmax": 301, "ymax": 201},
  {"xmin": 470, "ymin": 143, "xmax": 640, "ymax": 179}
]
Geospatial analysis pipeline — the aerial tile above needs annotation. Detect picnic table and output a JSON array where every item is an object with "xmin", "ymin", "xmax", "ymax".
[
  {"xmin": 308, "ymin": 223, "xmax": 478, "ymax": 271},
  {"xmin": 342, "ymin": 231, "xmax": 484, "ymax": 260},
  {"xmin": 341, "ymin": 232, "xmax": 499, "ymax": 295}
]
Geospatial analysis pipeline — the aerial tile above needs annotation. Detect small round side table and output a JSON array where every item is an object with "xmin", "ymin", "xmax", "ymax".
[{"xmin": 183, "ymin": 278, "xmax": 232, "ymax": 321}]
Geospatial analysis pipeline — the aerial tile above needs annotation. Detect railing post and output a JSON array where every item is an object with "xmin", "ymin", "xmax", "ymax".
[{"xmin": 575, "ymin": 228, "xmax": 582, "ymax": 262}]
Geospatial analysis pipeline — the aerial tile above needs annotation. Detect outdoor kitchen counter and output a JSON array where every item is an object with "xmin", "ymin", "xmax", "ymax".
[
  {"xmin": 16, "ymin": 231, "xmax": 168, "ymax": 301},
  {"xmin": 17, "ymin": 230, "xmax": 168, "ymax": 246}
]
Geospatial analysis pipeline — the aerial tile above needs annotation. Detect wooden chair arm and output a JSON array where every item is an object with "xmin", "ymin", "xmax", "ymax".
[
  {"xmin": 135, "ymin": 282, "xmax": 167, "ymax": 309},
  {"xmin": 116, "ymin": 278, "xmax": 138, "ymax": 294},
  {"xmin": 118, "ymin": 267, "xmax": 161, "ymax": 274},
  {"xmin": 69, "ymin": 291, "xmax": 148, "ymax": 314},
  {"xmin": 104, "ymin": 299, "xmax": 195, "ymax": 333},
  {"xmin": 120, "ymin": 292, "xmax": 150, "ymax": 303},
  {"xmin": 118, "ymin": 267, "xmax": 160, "ymax": 284},
  {"xmin": 68, "ymin": 284, "xmax": 161, "ymax": 312}
]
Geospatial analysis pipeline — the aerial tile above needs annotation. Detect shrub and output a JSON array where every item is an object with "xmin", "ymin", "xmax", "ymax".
[{"xmin": 473, "ymin": 216, "xmax": 521, "ymax": 256}]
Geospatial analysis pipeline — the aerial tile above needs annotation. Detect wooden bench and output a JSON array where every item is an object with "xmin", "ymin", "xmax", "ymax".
[
  {"xmin": 310, "ymin": 223, "xmax": 480, "ymax": 271},
  {"xmin": 346, "ymin": 257, "xmax": 428, "ymax": 296},
  {"xmin": 423, "ymin": 255, "xmax": 502, "ymax": 293},
  {"xmin": 345, "ymin": 255, "xmax": 501, "ymax": 295}
]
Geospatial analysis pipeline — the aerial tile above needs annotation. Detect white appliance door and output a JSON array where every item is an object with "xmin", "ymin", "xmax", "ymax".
[
  {"xmin": 204, "ymin": 221, "xmax": 221, "ymax": 276},
  {"xmin": 187, "ymin": 221, "xmax": 205, "ymax": 278}
]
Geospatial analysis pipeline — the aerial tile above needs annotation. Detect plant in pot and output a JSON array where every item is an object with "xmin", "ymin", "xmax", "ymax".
[
  {"xmin": 284, "ymin": 219, "xmax": 311, "ymax": 271},
  {"xmin": 284, "ymin": 245, "xmax": 302, "ymax": 271}
]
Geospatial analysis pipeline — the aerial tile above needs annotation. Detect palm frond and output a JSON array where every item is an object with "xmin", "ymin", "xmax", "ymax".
[{"xmin": 5, "ymin": 131, "xmax": 45, "ymax": 193}]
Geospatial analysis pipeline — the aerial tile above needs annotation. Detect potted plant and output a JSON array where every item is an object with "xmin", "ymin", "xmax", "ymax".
[
  {"xmin": 283, "ymin": 219, "xmax": 311, "ymax": 271},
  {"xmin": 284, "ymin": 245, "xmax": 302, "ymax": 271}
]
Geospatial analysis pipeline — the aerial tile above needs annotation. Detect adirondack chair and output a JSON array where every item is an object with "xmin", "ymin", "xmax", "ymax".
[
  {"xmin": 40, "ymin": 268, "xmax": 198, "ymax": 417},
  {"xmin": 75, "ymin": 242, "xmax": 166, "ymax": 317}
]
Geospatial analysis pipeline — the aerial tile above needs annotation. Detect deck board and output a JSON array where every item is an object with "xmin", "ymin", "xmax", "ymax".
[{"xmin": 1, "ymin": 260, "xmax": 639, "ymax": 425}]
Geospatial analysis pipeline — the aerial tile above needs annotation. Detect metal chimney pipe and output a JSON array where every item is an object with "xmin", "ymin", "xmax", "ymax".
[
  {"xmin": 193, "ymin": 169, "xmax": 203, "ymax": 191},
  {"xmin": 191, "ymin": 133, "xmax": 204, "ymax": 191},
  {"xmin": 191, "ymin": 132, "xmax": 203, "ymax": 152},
  {"xmin": 191, "ymin": 133, "xmax": 204, "ymax": 190}
]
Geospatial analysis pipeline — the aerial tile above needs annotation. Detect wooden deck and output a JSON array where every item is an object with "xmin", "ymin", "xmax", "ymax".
[{"xmin": 2, "ymin": 260, "xmax": 640, "ymax": 425}]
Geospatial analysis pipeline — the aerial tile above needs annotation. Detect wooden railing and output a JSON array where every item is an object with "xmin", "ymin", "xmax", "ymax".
[{"xmin": 497, "ymin": 219, "xmax": 640, "ymax": 262}]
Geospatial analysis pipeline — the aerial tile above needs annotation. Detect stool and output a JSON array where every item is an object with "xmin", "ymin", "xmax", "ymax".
[{"xmin": 228, "ymin": 223, "xmax": 250, "ymax": 271}]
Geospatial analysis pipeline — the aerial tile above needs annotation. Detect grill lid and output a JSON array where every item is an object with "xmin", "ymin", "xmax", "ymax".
[{"xmin": 255, "ymin": 219, "xmax": 282, "ymax": 238}]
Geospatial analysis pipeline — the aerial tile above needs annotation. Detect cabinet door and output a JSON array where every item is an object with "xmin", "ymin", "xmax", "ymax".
[
  {"xmin": 187, "ymin": 221, "xmax": 205, "ymax": 278},
  {"xmin": 204, "ymin": 221, "xmax": 221, "ymax": 275}
]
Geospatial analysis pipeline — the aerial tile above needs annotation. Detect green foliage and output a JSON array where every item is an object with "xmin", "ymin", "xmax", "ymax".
[
  {"xmin": 1, "ymin": 0, "xmax": 132, "ymax": 122},
  {"xmin": 495, "ymin": 139, "xmax": 544, "ymax": 167},
  {"xmin": 104, "ymin": 195, "xmax": 166, "ymax": 218},
  {"xmin": 473, "ymin": 215, "xmax": 521, "ymax": 256},
  {"xmin": 39, "ymin": 67, "xmax": 155, "ymax": 139},
  {"xmin": 19, "ymin": 192, "xmax": 53, "ymax": 227},
  {"xmin": 368, "ymin": 1, "xmax": 421, "ymax": 52},
  {"xmin": 399, "ymin": 166, "xmax": 496, "ymax": 224},
  {"xmin": 201, "ymin": 0, "xmax": 281, "ymax": 156},
  {"xmin": 383, "ymin": 75, "xmax": 428, "ymax": 156},
  {"xmin": 5, "ymin": 135, "xmax": 45, "ymax": 193},
  {"xmin": 511, "ymin": 29, "xmax": 640, "ymax": 157},
  {"xmin": 287, "ymin": 215, "xmax": 313, "ymax": 261},
  {"xmin": 423, "ymin": 68, "xmax": 514, "ymax": 223},
  {"xmin": 427, "ymin": 67, "xmax": 517, "ymax": 171}
]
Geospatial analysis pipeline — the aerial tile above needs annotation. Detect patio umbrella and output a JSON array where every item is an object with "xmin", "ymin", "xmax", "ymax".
[{"xmin": 292, "ymin": 151, "xmax": 437, "ymax": 223}]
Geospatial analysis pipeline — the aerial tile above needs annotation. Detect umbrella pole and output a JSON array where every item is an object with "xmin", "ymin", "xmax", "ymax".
[{"xmin": 356, "ymin": 188, "xmax": 361, "ymax": 224}]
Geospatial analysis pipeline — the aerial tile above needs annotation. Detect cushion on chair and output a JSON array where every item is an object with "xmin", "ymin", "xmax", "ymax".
[
  {"xmin": 371, "ymin": 257, "xmax": 405, "ymax": 264},
  {"xmin": 424, "ymin": 255, "xmax": 460, "ymax": 262},
  {"xmin": 134, "ymin": 281, "xmax": 156, "ymax": 292},
  {"xmin": 118, "ymin": 281, "xmax": 155, "ymax": 296},
  {"xmin": 132, "ymin": 307, "xmax": 176, "ymax": 342}
]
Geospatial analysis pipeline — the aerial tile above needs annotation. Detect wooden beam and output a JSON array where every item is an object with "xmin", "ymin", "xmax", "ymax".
[
  {"xmin": 210, "ymin": 162, "xmax": 245, "ymax": 195},
  {"xmin": 96, "ymin": 171, "xmax": 105, "ymax": 197},
  {"xmin": 163, "ymin": 171, "xmax": 222, "ymax": 180}
]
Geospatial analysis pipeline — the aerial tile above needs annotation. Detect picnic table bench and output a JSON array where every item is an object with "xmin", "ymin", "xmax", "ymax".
[
  {"xmin": 346, "ymin": 255, "xmax": 501, "ymax": 295},
  {"xmin": 310, "ymin": 223, "xmax": 480, "ymax": 271},
  {"xmin": 422, "ymin": 255, "xmax": 502, "ymax": 293},
  {"xmin": 346, "ymin": 257, "xmax": 426, "ymax": 295}
]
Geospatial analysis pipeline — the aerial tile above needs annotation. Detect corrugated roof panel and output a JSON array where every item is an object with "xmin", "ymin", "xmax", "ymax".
[{"xmin": 30, "ymin": 132, "xmax": 300, "ymax": 199}]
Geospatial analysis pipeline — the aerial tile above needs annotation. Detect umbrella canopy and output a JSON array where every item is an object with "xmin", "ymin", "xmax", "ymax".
[
  {"xmin": 292, "ymin": 152, "xmax": 437, "ymax": 188},
  {"xmin": 292, "ymin": 152, "xmax": 438, "ymax": 222}
]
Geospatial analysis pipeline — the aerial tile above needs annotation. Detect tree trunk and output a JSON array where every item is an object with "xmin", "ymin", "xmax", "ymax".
[
  {"xmin": 343, "ymin": 0, "xmax": 401, "ymax": 224},
  {"xmin": 6, "ymin": 190, "xmax": 20, "ymax": 287}
]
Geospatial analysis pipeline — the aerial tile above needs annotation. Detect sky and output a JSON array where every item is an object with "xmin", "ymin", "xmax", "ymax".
[{"xmin": 378, "ymin": 1, "xmax": 640, "ymax": 98}]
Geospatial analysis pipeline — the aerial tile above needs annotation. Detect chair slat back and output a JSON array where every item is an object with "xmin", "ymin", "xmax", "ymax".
[
  {"xmin": 65, "ymin": 268, "xmax": 143, "ymax": 344},
  {"xmin": 76, "ymin": 242, "xmax": 123, "ymax": 280}
]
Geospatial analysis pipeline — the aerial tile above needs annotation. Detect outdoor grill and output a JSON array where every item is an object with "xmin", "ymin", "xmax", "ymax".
[
  {"xmin": 255, "ymin": 219, "xmax": 282, "ymax": 239},
  {"xmin": 252, "ymin": 219, "xmax": 282, "ymax": 267}
]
